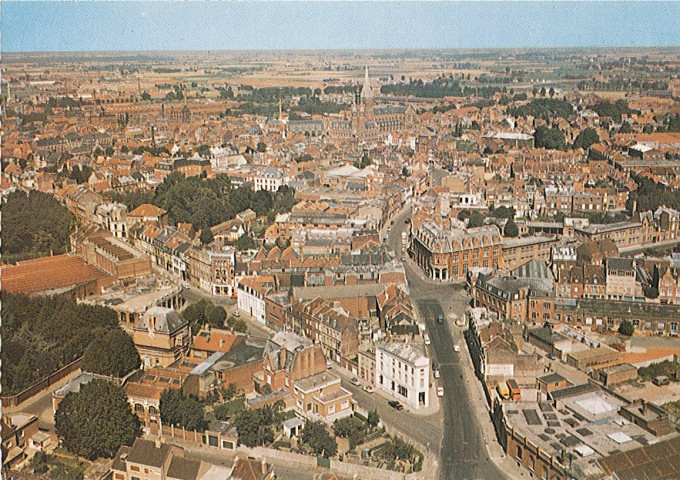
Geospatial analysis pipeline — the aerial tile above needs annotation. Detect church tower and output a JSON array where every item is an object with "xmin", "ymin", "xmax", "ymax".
[{"xmin": 360, "ymin": 66, "xmax": 374, "ymax": 120}]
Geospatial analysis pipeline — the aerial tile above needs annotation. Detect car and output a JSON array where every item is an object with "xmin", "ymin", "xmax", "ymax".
[
  {"xmin": 363, "ymin": 384, "xmax": 374, "ymax": 393},
  {"xmin": 401, "ymin": 256, "xmax": 406, "ymax": 261},
  {"xmin": 233, "ymin": 310, "xmax": 240, "ymax": 317},
  {"xmin": 432, "ymin": 361, "xmax": 439, "ymax": 370},
  {"xmin": 547, "ymin": 353, "xmax": 556, "ymax": 360},
  {"xmin": 424, "ymin": 334, "xmax": 431, "ymax": 345},
  {"xmin": 437, "ymin": 314, "xmax": 445, "ymax": 324},
  {"xmin": 454, "ymin": 345, "xmax": 461, "ymax": 353},
  {"xmin": 433, "ymin": 369, "xmax": 441, "ymax": 379},
  {"xmin": 437, "ymin": 387, "xmax": 444, "ymax": 397},
  {"xmin": 326, "ymin": 361, "xmax": 333, "ymax": 370},
  {"xmin": 350, "ymin": 377, "xmax": 360, "ymax": 386},
  {"xmin": 388, "ymin": 400, "xmax": 404, "ymax": 410}
]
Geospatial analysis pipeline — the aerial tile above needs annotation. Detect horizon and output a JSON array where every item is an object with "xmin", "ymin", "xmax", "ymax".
[{"xmin": 3, "ymin": 1, "xmax": 680, "ymax": 53}]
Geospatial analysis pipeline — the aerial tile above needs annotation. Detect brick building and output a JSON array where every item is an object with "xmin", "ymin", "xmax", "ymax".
[{"xmin": 412, "ymin": 223, "xmax": 502, "ymax": 280}]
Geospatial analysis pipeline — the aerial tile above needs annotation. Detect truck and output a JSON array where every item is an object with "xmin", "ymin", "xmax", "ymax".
[
  {"xmin": 496, "ymin": 381, "xmax": 510, "ymax": 400},
  {"xmin": 507, "ymin": 379, "xmax": 521, "ymax": 401}
]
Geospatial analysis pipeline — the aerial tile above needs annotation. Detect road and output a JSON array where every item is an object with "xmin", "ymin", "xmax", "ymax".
[
  {"xmin": 387, "ymin": 206, "xmax": 507, "ymax": 480},
  {"xmin": 338, "ymin": 371, "xmax": 441, "ymax": 452}
]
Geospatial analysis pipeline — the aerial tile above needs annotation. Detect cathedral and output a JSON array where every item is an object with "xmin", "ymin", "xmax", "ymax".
[{"xmin": 328, "ymin": 67, "xmax": 415, "ymax": 141}]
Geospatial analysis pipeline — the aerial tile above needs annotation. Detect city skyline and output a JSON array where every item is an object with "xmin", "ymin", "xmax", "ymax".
[{"xmin": 3, "ymin": 1, "xmax": 680, "ymax": 53}]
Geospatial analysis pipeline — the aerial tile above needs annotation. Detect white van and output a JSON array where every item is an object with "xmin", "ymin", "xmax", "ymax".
[{"xmin": 424, "ymin": 334, "xmax": 431, "ymax": 345}]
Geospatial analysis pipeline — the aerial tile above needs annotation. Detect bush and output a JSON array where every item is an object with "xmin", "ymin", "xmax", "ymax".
[
  {"xmin": 618, "ymin": 320, "xmax": 634, "ymax": 336},
  {"xmin": 639, "ymin": 360, "xmax": 679, "ymax": 382}
]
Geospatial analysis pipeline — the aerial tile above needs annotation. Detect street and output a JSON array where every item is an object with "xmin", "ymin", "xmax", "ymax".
[
  {"xmin": 338, "ymin": 370, "xmax": 442, "ymax": 451},
  {"xmin": 387, "ymin": 206, "xmax": 507, "ymax": 480}
]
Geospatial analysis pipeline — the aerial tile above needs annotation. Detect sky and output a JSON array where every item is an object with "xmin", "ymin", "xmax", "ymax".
[{"xmin": 2, "ymin": 1, "xmax": 680, "ymax": 53}]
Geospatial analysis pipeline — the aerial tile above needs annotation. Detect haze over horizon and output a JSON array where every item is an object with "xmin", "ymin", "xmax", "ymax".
[{"xmin": 3, "ymin": 1, "xmax": 680, "ymax": 53}]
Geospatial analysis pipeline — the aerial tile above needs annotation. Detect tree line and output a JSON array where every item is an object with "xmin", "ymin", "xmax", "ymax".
[
  {"xmin": 1, "ymin": 292, "xmax": 124, "ymax": 395},
  {"xmin": 2, "ymin": 190, "xmax": 77, "ymax": 264}
]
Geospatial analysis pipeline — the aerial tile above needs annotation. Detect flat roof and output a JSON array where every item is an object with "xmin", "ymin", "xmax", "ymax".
[{"xmin": 504, "ymin": 386, "xmax": 667, "ymax": 476}]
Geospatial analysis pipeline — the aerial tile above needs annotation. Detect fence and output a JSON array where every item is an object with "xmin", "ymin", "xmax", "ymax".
[{"xmin": 1, "ymin": 358, "xmax": 82, "ymax": 408}]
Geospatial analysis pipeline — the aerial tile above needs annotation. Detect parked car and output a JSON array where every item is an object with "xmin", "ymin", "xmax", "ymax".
[
  {"xmin": 432, "ymin": 361, "xmax": 439, "ymax": 370},
  {"xmin": 388, "ymin": 400, "xmax": 404, "ymax": 410},
  {"xmin": 424, "ymin": 334, "xmax": 431, "ymax": 345},
  {"xmin": 233, "ymin": 310, "xmax": 240, "ymax": 317},
  {"xmin": 363, "ymin": 385, "xmax": 374, "ymax": 393},
  {"xmin": 350, "ymin": 377, "xmax": 361, "ymax": 386},
  {"xmin": 433, "ymin": 369, "xmax": 441, "ymax": 379},
  {"xmin": 437, "ymin": 314, "xmax": 445, "ymax": 325},
  {"xmin": 454, "ymin": 345, "xmax": 461, "ymax": 353},
  {"xmin": 326, "ymin": 361, "xmax": 333, "ymax": 370},
  {"xmin": 437, "ymin": 387, "xmax": 444, "ymax": 397},
  {"xmin": 546, "ymin": 353, "xmax": 556, "ymax": 360}
]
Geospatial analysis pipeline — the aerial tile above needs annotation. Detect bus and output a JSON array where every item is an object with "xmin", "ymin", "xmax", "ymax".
[
  {"xmin": 507, "ymin": 379, "xmax": 521, "ymax": 401},
  {"xmin": 496, "ymin": 381, "xmax": 510, "ymax": 400}
]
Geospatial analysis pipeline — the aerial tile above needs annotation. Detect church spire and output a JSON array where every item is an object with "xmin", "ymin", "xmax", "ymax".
[{"xmin": 361, "ymin": 66, "xmax": 373, "ymax": 101}]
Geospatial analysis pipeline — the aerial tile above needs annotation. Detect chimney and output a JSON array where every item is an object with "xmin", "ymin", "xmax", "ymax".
[
  {"xmin": 280, "ymin": 346, "xmax": 287, "ymax": 366},
  {"xmin": 261, "ymin": 458, "xmax": 267, "ymax": 472},
  {"xmin": 641, "ymin": 400, "xmax": 647, "ymax": 416},
  {"xmin": 154, "ymin": 438, "xmax": 161, "ymax": 449}
]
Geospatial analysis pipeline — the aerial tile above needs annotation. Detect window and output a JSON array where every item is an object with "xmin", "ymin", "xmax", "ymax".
[
  {"xmin": 398, "ymin": 385, "xmax": 408, "ymax": 397},
  {"xmin": 328, "ymin": 405, "xmax": 335, "ymax": 414},
  {"xmin": 517, "ymin": 446, "xmax": 522, "ymax": 460},
  {"xmin": 130, "ymin": 466, "xmax": 140, "ymax": 472}
]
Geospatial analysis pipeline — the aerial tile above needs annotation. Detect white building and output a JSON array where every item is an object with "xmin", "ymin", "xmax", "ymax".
[
  {"xmin": 254, "ymin": 167, "xmax": 288, "ymax": 192},
  {"xmin": 237, "ymin": 277, "xmax": 268, "ymax": 324},
  {"xmin": 375, "ymin": 341, "xmax": 430, "ymax": 410}
]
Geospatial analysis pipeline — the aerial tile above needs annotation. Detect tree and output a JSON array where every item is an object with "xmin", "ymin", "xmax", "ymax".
[
  {"xmin": 226, "ymin": 316, "xmax": 248, "ymax": 333},
  {"xmin": 256, "ymin": 142, "xmax": 267, "ymax": 153},
  {"xmin": 354, "ymin": 153, "xmax": 372, "ymax": 169},
  {"xmin": 55, "ymin": 379, "xmax": 140, "ymax": 460},
  {"xmin": 467, "ymin": 211, "xmax": 485, "ymax": 228},
  {"xmin": 159, "ymin": 388, "xmax": 207, "ymax": 432},
  {"xmin": 539, "ymin": 87, "xmax": 546, "ymax": 97},
  {"xmin": 619, "ymin": 121, "xmax": 632, "ymax": 134},
  {"xmin": 81, "ymin": 329, "xmax": 140, "ymax": 378},
  {"xmin": 2, "ymin": 190, "xmax": 77, "ymax": 263},
  {"xmin": 549, "ymin": 87, "xmax": 555, "ymax": 98},
  {"xmin": 236, "ymin": 234, "xmax": 256, "ymax": 251},
  {"xmin": 93, "ymin": 146, "xmax": 103, "ymax": 157},
  {"xmin": 573, "ymin": 127, "xmax": 600, "ymax": 150},
  {"xmin": 618, "ymin": 320, "xmax": 634, "ymax": 336},
  {"xmin": 503, "ymin": 219, "xmax": 519, "ymax": 237},
  {"xmin": 234, "ymin": 404, "xmax": 283, "ymax": 447},
  {"xmin": 301, "ymin": 421, "xmax": 337, "ymax": 457},
  {"xmin": 141, "ymin": 90, "xmax": 151, "ymax": 101},
  {"xmin": 333, "ymin": 416, "xmax": 365, "ymax": 450},
  {"xmin": 207, "ymin": 305, "xmax": 227, "ymax": 329},
  {"xmin": 367, "ymin": 409, "xmax": 380, "ymax": 429},
  {"xmin": 534, "ymin": 125, "xmax": 566, "ymax": 150},
  {"xmin": 200, "ymin": 228, "xmax": 214, "ymax": 245}
]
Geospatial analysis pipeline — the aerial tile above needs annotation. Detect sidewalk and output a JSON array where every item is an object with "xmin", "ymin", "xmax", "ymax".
[
  {"xmin": 454, "ymin": 325, "xmax": 530, "ymax": 479},
  {"xmin": 333, "ymin": 362, "xmax": 441, "ymax": 417}
]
